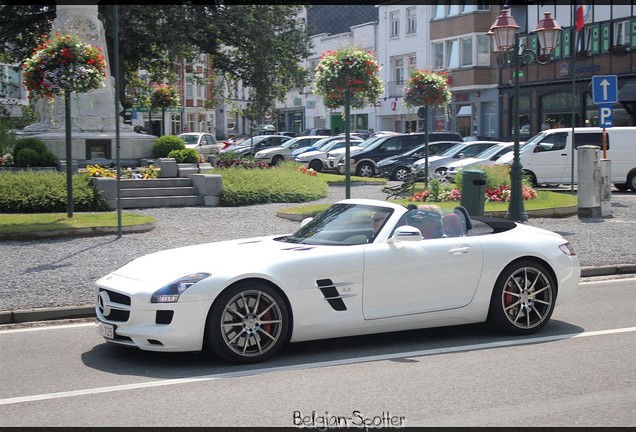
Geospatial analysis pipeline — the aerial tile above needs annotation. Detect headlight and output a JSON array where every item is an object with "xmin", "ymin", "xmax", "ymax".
[
  {"xmin": 151, "ymin": 272, "xmax": 211, "ymax": 303},
  {"xmin": 254, "ymin": 152, "xmax": 263, "ymax": 158}
]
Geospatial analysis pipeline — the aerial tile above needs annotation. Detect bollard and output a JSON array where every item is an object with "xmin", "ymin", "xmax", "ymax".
[{"xmin": 460, "ymin": 169, "xmax": 486, "ymax": 216}]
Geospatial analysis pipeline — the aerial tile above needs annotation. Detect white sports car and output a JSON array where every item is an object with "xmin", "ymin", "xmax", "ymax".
[{"xmin": 95, "ymin": 199, "xmax": 580, "ymax": 364}]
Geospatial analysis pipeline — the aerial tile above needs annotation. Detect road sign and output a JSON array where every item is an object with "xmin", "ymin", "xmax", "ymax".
[
  {"xmin": 598, "ymin": 103, "xmax": 614, "ymax": 128},
  {"xmin": 592, "ymin": 75, "xmax": 618, "ymax": 104}
]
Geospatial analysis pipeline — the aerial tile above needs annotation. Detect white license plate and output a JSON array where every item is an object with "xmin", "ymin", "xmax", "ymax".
[{"xmin": 96, "ymin": 321, "xmax": 115, "ymax": 339}]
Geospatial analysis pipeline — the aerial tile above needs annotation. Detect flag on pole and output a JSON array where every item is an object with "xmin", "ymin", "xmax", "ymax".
[{"xmin": 576, "ymin": 5, "xmax": 586, "ymax": 31}]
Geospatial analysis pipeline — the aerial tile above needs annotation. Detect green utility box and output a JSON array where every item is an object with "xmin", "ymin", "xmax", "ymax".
[{"xmin": 460, "ymin": 169, "xmax": 486, "ymax": 216}]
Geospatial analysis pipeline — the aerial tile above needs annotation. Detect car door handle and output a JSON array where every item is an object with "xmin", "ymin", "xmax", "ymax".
[{"xmin": 448, "ymin": 246, "xmax": 470, "ymax": 255}]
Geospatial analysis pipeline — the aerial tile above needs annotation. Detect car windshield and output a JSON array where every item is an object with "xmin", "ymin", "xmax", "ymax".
[
  {"xmin": 441, "ymin": 143, "xmax": 467, "ymax": 156},
  {"xmin": 178, "ymin": 135, "xmax": 199, "ymax": 145},
  {"xmin": 322, "ymin": 140, "xmax": 347, "ymax": 152},
  {"xmin": 279, "ymin": 203, "xmax": 394, "ymax": 246},
  {"xmin": 235, "ymin": 136, "xmax": 267, "ymax": 147},
  {"xmin": 474, "ymin": 144, "xmax": 506, "ymax": 159}
]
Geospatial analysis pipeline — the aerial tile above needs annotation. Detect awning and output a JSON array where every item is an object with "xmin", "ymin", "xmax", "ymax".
[{"xmin": 456, "ymin": 105, "xmax": 472, "ymax": 116}]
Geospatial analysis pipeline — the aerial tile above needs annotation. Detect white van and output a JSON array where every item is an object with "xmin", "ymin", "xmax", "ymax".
[{"xmin": 496, "ymin": 127, "xmax": 636, "ymax": 192}]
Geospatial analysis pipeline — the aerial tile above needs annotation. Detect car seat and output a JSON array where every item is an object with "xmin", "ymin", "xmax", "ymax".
[{"xmin": 442, "ymin": 213, "xmax": 464, "ymax": 237}]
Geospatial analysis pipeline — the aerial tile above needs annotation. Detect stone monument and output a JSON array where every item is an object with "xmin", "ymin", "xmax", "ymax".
[{"xmin": 18, "ymin": 3, "xmax": 156, "ymax": 165}]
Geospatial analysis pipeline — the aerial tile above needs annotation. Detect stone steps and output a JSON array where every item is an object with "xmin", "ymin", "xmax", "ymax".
[{"xmin": 111, "ymin": 178, "xmax": 204, "ymax": 208}]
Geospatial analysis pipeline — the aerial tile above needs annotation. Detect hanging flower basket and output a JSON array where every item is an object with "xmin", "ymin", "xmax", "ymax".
[
  {"xmin": 402, "ymin": 69, "xmax": 451, "ymax": 109},
  {"xmin": 22, "ymin": 33, "xmax": 107, "ymax": 99},
  {"xmin": 313, "ymin": 46, "xmax": 383, "ymax": 110},
  {"xmin": 150, "ymin": 84, "xmax": 180, "ymax": 109}
]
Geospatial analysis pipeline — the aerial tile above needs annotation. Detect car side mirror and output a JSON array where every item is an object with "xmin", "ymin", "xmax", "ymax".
[
  {"xmin": 300, "ymin": 217, "xmax": 313, "ymax": 227},
  {"xmin": 389, "ymin": 225, "xmax": 422, "ymax": 242}
]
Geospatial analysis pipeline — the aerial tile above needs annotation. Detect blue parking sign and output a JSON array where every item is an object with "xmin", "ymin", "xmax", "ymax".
[
  {"xmin": 592, "ymin": 75, "xmax": 618, "ymax": 104},
  {"xmin": 598, "ymin": 104, "xmax": 613, "ymax": 128}
]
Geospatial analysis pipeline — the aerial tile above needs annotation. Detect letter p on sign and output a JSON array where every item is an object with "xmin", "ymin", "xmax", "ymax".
[{"xmin": 598, "ymin": 104, "xmax": 613, "ymax": 128}]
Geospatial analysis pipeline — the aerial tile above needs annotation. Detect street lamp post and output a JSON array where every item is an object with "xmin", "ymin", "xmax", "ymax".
[{"xmin": 488, "ymin": 7, "xmax": 562, "ymax": 222}]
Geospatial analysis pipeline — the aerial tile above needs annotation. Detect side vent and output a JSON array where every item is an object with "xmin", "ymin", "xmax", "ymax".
[{"xmin": 316, "ymin": 279, "xmax": 347, "ymax": 311}]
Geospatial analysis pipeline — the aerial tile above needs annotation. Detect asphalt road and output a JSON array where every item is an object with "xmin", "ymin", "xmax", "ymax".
[{"xmin": 0, "ymin": 277, "xmax": 634, "ymax": 427}]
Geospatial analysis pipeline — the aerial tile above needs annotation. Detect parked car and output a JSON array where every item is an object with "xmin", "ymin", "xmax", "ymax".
[
  {"xmin": 338, "ymin": 131, "xmax": 464, "ymax": 177},
  {"xmin": 411, "ymin": 141, "xmax": 500, "ymax": 179},
  {"xmin": 290, "ymin": 135, "xmax": 364, "ymax": 159},
  {"xmin": 377, "ymin": 140, "xmax": 463, "ymax": 181},
  {"xmin": 293, "ymin": 138, "xmax": 361, "ymax": 172},
  {"xmin": 463, "ymin": 135, "xmax": 500, "ymax": 142},
  {"xmin": 177, "ymin": 132, "xmax": 222, "ymax": 154},
  {"xmin": 220, "ymin": 135, "xmax": 291, "ymax": 157},
  {"xmin": 323, "ymin": 135, "xmax": 387, "ymax": 173},
  {"xmin": 302, "ymin": 128, "xmax": 332, "ymax": 136},
  {"xmin": 254, "ymin": 136, "xmax": 328, "ymax": 165},
  {"xmin": 95, "ymin": 198, "xmax": 580, "ymax": 364},
  {"xmin": 277, "ymin": 131, "xmax": 297, "ymax": 138},
  {"xmin": 445, "ymin": 142, "xmax": 514, "ymax": 181},
  {"xmin": 495, "ymin": 127, "xmax": 636, "ymax": 190}
]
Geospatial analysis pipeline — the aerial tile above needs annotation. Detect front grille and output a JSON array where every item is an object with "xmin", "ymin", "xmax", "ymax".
[{"xmin": 98, "ymin": 288, "xmax": 131, "ymax": 323}]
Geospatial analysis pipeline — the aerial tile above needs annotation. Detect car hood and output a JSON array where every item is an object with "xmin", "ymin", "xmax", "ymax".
[{"xmin": 105, "ymin": 235, "xmax": 288, "ymax": 282}]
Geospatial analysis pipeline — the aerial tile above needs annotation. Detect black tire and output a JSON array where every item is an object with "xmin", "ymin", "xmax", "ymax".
[
  {"xmin": 487, "ymin": 260, "xmax": 556, "ymax": 335},
  {"xmin": 627, "ymin": 171, "xmax": 636, "ymax": 192},
  {"xmin": 271, "ymin": 155, "xmax": 284, "ymax": 166},
  {"xmin": 614, "ymin": 183, "xmax": 629, "ymax": 192},
  {"xmin": 356, "ymin": 161, "xmax": 375, "ymax": 177},
  {"xmin": 308, "ymin": 159, "xmax": 323, "ymax": 171},
  {"xmin": 524, "ymin": 171, "xmax": 538, "ymax": 187},
  {"xmin": 393, "ymin": 166, "xmax": 410, "ymax": 182},
  {"xmin": 205, "ymin": 281, "xmax": 289, "ymax": 364}
]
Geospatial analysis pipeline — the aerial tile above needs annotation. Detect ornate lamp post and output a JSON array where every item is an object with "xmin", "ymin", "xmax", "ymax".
[{"xmin": 488, "ymin": 7, "xmax": 562, "ymax": 222}]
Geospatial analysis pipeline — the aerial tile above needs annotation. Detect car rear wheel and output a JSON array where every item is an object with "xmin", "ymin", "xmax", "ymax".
[
  {"xmin": 488, "ymin": 260, "xmax": 556, "ymax": 335},
  {"xmin": 393, "ymin": 166, "xmax": 410, "ymax": 181},
  {"xmin": 356, "ymin": 162, "xmax": 375, "ymax": 177},
  {"xmin": 205, "ymin": 281, "xmax": 289, "ymax": 363}
]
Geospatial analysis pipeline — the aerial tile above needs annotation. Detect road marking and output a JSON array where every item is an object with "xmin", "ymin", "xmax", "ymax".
[{"xmin": 0, "ymin": 326, "xmax": 635, "ymax": 406}]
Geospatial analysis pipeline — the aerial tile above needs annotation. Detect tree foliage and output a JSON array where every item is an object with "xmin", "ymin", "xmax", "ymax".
[{"xmin": 0, "ymin": 4, "xmax": 312, "ymax": 122}]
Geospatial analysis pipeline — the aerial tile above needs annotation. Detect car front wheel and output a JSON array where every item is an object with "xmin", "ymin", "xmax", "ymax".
[
  {"xmin": 206, "ymin": 281, "xmax": 289, "ymax": 363},
  {"xmin": 393, "ymin": 166, "xmax": 410, "ymax": 181},
  {"xmin": 272, "ymin": 155, "xmax": 284, "ymax": 165},
  {"xmin": 308, "ymin": 160, "xmax": 323, "ymax": 171},
  {"xmin": 488, "ymin": 260, "xmax": 556, "ymax": 335}
]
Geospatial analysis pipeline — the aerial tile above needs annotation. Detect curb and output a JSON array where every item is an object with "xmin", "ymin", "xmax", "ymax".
[
  {"xmin": 1, "ymin": 264, "xmax": 634, "ymax": 326},
  {"xmin": 0, "ymin": 222, "xmax": 156, "ymax": 241}
]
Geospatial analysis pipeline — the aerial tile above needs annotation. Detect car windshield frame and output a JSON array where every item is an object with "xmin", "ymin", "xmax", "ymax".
[{"xmin": 279, "ymin": 203, "xmax": 394, "ymax": 246}]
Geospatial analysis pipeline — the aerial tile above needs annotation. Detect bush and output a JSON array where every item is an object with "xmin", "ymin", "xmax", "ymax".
[
  {"xmin": 12, "ymin": 137, "xmax": 58, "ymax": 167},
  {"xmin": 219, "ymin": 163, "xmax": 328, "ymax": 206},
  {"xmin": 152, "ymin": 135, "xmax": 186, "ymax": 158},
  {"xmin": 0, "ymin": 171, "xmax": 108, "ymax": 213},
  {"xmin": 167, "ymin": 148, "xmax": 199, "ymax": 163}
]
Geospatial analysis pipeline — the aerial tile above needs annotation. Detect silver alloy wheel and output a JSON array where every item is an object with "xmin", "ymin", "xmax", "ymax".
[
  {"xmin": 220, "ymin": 289, "xmax": 284, "ymax": 358},
  {"xmin": 357, "ymin": 162, "xmax": 375, "ymax": 177},
  {"xmin": 499, "ymin": 265, "xmax": 554, "ymax": 330},
  {"xmin": 394, "ymin": 167, "xmax": 409, "ymax": 181}
]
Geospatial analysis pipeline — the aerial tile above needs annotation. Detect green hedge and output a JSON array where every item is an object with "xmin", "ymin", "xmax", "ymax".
[
  {"xmin": 219, "ymin": 163, "xmax": 328, "ymax": 206},
  {"xmin": 0, "ymin": 171, "xmax": 108, "ymax": 213}
]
